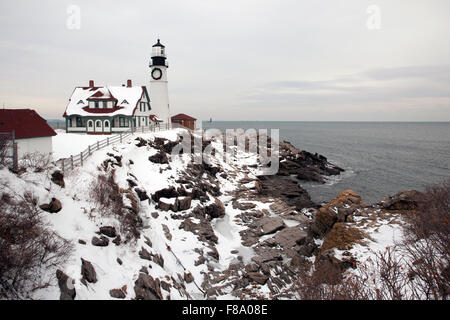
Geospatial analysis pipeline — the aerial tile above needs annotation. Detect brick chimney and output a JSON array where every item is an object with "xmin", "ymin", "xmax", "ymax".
[
  {"xmin": 127, "ymin": 79, "xmax": 132, "ymax": 87},
  {"xmin": 89, "ymin": 80, "xmax": 94, "ymax": 87}
]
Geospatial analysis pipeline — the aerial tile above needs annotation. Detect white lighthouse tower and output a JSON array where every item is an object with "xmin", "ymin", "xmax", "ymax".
[{"xmin": 149, "ymin": 39, "xmax": 170, "ymax": 124}]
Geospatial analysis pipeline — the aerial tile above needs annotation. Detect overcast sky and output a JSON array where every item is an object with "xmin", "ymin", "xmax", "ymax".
[{"xmin": 0, "ymin": 0, "xmax": 449, "ymax": 121}]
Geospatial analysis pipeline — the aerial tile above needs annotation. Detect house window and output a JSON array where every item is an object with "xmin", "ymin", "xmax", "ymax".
[
  {"xmin": 104, "ymin": 121, "xmax": 109, "ymax": 128},
  {"xmin": 119, "ymin": 117, "xmax": 124, "ymax": 127},
  {"xmin": 76, "ymin": 116, "xmax": 82, "ymax": 127},
  {"xmin": 68, "ymin": 118, "xmax": 72, "ymax": 127},
  {"xmin": 88, "ymin": 120, "xmax": 93, "ymax": 127},
  {"xmin": 141, "ymin": 102, "xmax": 145, "ymax": 112},
  {"xmin": 95, "ymin": 101, "xmax": 99, "ymax": 108},
  {"xmin": 103, "ymin": 101, "xmax": 107, "ymax": 108}
]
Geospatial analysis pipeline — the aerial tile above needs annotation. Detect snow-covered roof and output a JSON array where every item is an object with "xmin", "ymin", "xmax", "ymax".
[{"xmin": 64, "ymin": 85, "xmax": 147, "ymax": 117}]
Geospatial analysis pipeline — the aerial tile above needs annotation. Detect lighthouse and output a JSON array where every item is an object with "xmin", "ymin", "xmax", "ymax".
[{"xmin": 149, "ymin": 39, "xmax": 170, "ymax": 124}]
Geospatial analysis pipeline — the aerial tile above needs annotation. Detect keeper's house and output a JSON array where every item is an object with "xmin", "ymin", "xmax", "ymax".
[{"xmin": 63, "ymin": 80, "xmax": 153, "ymax": 134}]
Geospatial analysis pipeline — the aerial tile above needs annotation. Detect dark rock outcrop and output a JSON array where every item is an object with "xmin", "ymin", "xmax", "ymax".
[
  {"xmin": 134, "ymin": 188, "xmax": 149, "ymax": 201},
  {"xmin": 39, "ymin": 197, "xmax": 62, "ymax": 213},
  {"xmin": 134, "ymin": 273, "xmax": 162, "ymax": 300},
  {"xmin": 56, "ymin": 269, "xmax": 76, "ymax": 300},
  {"xmin": 310, "ymin": 190, "xmax": 362, "ymax": 237},
  {"xmin": 258, "ymin": 175, "xmax": 316, "ymax": 211},
  {"xmin": 81, "ymin": 258, "xmax": 97, "ymax": 283},
  {"xmin": 92, "ymin": 235, "xmax": 109, "ymax": 247},
  {"xmin": 148, "ymin": 150, "xmax": 169, "ymax": 164},
  {"xmin": 151, "ymin": 187, "xmax": 179, "ymax": 202},
  {"xmin": 379, "ymin": 190, "xmax": 422, "ymax": 211},
  {"xmin": 99, "ymin": 226, "xmax": 117, "ymax": 238},
  {"xmin": 51, "ymin": 170, "xmax": 65, "ymax": 188},
  {"xmin": 110, "ymin": 288, "xmax": 126, "ymax": 299},
  {"xmin": 277, "ymin": 141, "xmax": 344, "ymax": 182}
]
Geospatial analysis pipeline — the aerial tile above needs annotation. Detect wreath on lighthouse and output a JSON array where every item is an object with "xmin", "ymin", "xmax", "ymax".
[{"xmin": 151, "ymin": 68, "xmax": 162, "ymax": 80}]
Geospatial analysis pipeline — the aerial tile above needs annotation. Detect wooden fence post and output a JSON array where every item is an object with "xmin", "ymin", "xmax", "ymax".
[
  {"xmin": 62, "ymin": 159, "xmax": 65, "ymax": 172},
  {"xmin": 13, "ymin": 142, "xmax": 18, "ymax": 171},
  {"xmin": 80, "ymin": 152, "xmax": 83, "ymax": 166},
  {"xmin": 97, "ymin": 141, "xmax": 99, "ymax": 150},
  {"xmin": 120, "ymin": 133, "xmax": 122, "ymax": 143},
  {"xmin": 71, "ymin": 155, "xmax": 74, "ymax": 170},
  {"xmin": 107, "ymin": 137, "xmax": 109, "ymax": 146},
  {"xmin": 88, "ymin": 145, "xmax": 91, "ymax": 156}
]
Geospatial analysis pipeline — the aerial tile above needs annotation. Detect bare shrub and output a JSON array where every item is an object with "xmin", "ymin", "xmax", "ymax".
[
  {"xmin": 0, "ymin": 187, "xmax": 73, "ymax": 299},
  {"xmin": 290, "ymin": 179, "xmax": 449, "ymax": 300},
  {"xmin": 20, "ymin": 152, "xmax": 53, "ymax": 173},
  {"xmin": 89, "ymin": 170, "xmax": 142, "ymax": 242},
  {"xmin": 400, "ymin": 179, "xmax": 450, "ymax": 299},
  {"xmin": 0, "ymin": 134, "xmax": 11, "ymax": 167}
]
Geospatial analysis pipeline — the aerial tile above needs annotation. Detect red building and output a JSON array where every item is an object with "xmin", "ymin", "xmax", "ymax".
[{"xmin": 171, "ymin": 113, "xmax": 196, "ymax": 130}]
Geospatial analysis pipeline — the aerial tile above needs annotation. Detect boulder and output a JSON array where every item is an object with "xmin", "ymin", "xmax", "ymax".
[
  {"xmin": 184, "ymin": 272, "xmax": 194, "ymax": 283},
  {"xmin": 134, "ymin": 188, "xmax": 149, "ymax": 201},
  {"xmin": 247, "ymin": 272, "xmax": 269, "ymax": 285},
  {"xmin": 148, "ymin": 150, "xmax": 169, "ymax": 164},
  {"xmin": 81, "ymin": 258, "xmax": 97, "ymax": 283},
  {"xmin": 109, "ymin": 288, "xmax": 126, "ymax": 299},
  {"xmin": 39, "ymin": 197, "xmax": 62, "ymax": 213},
  {"xmin": 139, "ymin": 247, "xmax": 152, "ymax": 261},
  {"xmin": 91, "ymin": 235, "xmax": 109, "ymax": 247},
  {"xmin": 56, "ymin": 269, "xmax": 76, "ymax": 300},
  {"xmin": 151, "ymin": 187, "xmax": 179, "ymax": 202},
  {"xmin": 257, "ymin": 217, "xmax": 285, "ymax": 235},
  {"xmin": 177, "ymin": 196, "xmax": 192, "ymax": 211},
  {"xmin": 272, "ymin": 226, "xmax": 308, "ymax": 249},
  {"xmin": 99, "ymin": 226, "xmax": 117, "ymax": 238},
  {"xmin": 134, "ymin": 273, "xmax": 162, "ymax": 300},
  {"xmin": 232, "ymin": 201, "xmax": 257, "ymax": 210},
  {"xmin": 310, "ymin": 190, "xmax": 362, "ymax": 237},
  {"xmin": 51, "ymin": 170, "xmax": 65, "ymax": 188},
  {"xmin": 158, "ymin": 197, "xmax": 177, "ymax": 212},
  {"xmin": 204, "ymin": 198, "xmax": 226, "ymax": 219},
  {"xmin": 126, "ymin": 179, "xmax": 138, "ymax": 188},
  {"xmin": 112, "ymin": 235, "xmax": 121, "ymax": 246},
  {"xmin": 380, "ymin": 190, "xmax": 422, "ymax": 211}
]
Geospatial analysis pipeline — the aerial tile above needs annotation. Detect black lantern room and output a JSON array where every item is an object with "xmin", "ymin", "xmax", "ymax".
[{"xmin": 150, "ymin": 39, "xmax": 167, "ymax": 67}]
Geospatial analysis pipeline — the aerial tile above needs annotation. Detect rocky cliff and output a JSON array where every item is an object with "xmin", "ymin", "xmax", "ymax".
[{"xmin": 0, "ymin": 128, "xmax": 418, "ymax": 300}]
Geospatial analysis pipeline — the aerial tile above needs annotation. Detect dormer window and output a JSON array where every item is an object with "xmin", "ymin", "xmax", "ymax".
[
  {"xmin": 77, "ymin": 100, "xmax": 84, "ymax": 105},
  {"xmin": 103, "ymin": 101, "xmax": 107, "ymax": 108},
  {"xmin": 95, "ymin": 101, "xmax": 99, "ymax": 108},
  {"xmin": 121, "ymin": 99, "xmax": 129, "ymax": 105}
]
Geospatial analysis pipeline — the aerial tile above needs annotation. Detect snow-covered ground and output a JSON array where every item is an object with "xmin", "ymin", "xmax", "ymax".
[
  {"xmin": 52, "ymin": 129, "xmax": 114, "ymax": 160},
  {"xmin": 2, "ymin": 128, "xmax": 406, "ymax": 300}
]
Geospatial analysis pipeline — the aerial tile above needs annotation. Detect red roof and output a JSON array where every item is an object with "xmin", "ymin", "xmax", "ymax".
[
  {"xmin": 171, "ymin": 113, "xmax": 197, "ymax": 121},
  {"xmin": 0, "ymin": 109, "xmax": 57, "ymax": 139}
]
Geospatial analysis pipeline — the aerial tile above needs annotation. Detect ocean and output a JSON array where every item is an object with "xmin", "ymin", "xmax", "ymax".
[{"xmin": 201, "ymin": 121, "xmax": 450, "ymax": 204}]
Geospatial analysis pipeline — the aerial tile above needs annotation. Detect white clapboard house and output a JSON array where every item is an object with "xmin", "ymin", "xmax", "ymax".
[
  {"xmin": 63, "ymin": 80, "xmax": 153, "ymax": 134},
  {"xmin": 0, "ymin": 108, "xmax": 56, "ymax": 157}
]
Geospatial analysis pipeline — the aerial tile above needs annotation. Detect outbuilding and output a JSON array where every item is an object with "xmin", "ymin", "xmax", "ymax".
[
  {"xmin": 0, "ymin": 109, "xmax": 56, "ymax": 157},
  {"xmin": 171, "ymin": 113, "xmax": 196, "ymax": 130}
]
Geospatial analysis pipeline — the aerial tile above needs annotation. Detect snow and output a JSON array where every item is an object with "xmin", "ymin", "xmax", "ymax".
[
  {"xmin": 64, "ymin": 86, "xmax": 145, "ymax": 117},
  {"xmin": 52, "ymin": 129, "xmax": 119, "ymax": 160},
  {"xmin": 2, "ymin": 125, "xmax": 410, "ymax": 300}
]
